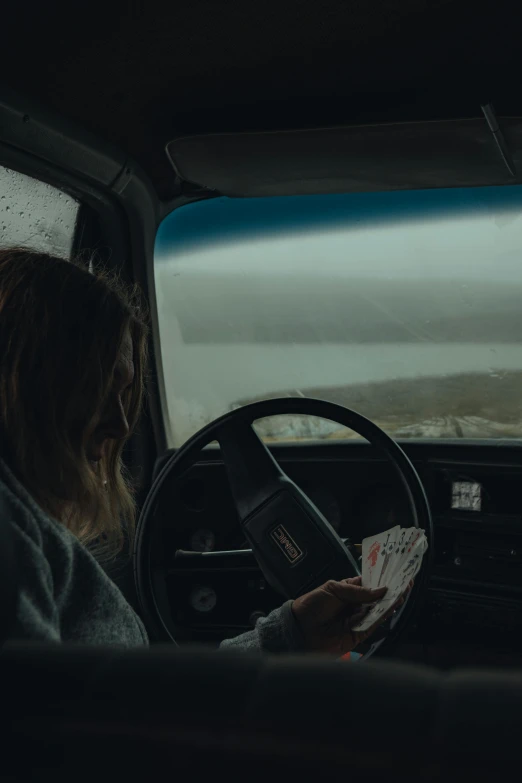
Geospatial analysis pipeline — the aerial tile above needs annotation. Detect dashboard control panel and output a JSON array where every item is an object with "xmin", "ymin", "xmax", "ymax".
[{"xmin": 154, "ymin": 444, "xmax": 522, "ymax": 644}]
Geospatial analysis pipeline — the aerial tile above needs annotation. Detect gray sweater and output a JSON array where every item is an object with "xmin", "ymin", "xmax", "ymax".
[{"xmin": 0, "ymin": 457, "xmax": 304, "ymax": 652}]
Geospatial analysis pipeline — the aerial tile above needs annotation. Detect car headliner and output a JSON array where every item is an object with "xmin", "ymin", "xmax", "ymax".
[{"xmin": 0, "ymin": 2, "xmax": 520, "ymax": 200}]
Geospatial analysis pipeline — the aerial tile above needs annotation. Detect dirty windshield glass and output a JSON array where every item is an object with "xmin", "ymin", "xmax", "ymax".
[{"xmin": 154, "ymin": 186, "xmax": 522, "ymax": 447}]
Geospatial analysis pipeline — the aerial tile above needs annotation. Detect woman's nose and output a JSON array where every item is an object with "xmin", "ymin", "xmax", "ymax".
[{"xmin": 100, "ymin": 398, "xmax": 129, "ymax": 441}]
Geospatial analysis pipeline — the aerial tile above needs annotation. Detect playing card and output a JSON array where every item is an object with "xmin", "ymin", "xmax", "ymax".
[
  {"xmin": 386, "ymin": 527, "xmax": 422, "ymax": 585},
  {"xmin": 352, "ymin": 594, "xmax": 395, "ymax": 632},
  {"xmin": 361, "ymin": 525, "xmax": 400, "ymax": 590},
  {"xmin": 375, "ymin": 525, "xmax": 402, "ymax": 588},
  {"xmin": 353, "ymin": 525, "xmax": 428, "ymax": 634},
  {"xmin": 386, "ymin": 535, "xmax": 425, "ymax": 600}
]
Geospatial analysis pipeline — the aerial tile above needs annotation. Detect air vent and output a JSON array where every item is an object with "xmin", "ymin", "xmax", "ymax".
[{"xmin": 457, "ymin": 533, "xmax": 522, "ymax": 565}]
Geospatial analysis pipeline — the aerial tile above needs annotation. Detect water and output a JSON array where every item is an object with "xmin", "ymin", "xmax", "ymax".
[{"xmin": 160, "ymin": 340, "xmax": 522, "ymax": 444}]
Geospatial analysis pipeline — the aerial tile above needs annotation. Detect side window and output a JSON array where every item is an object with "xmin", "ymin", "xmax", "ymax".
[{"xmin": 0, "ymin": 163, "xmax": 79, "ymax": 257}]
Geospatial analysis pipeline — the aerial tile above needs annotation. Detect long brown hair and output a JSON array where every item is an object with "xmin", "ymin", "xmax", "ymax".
[{"xmin": 0, "ymin": 247, "xmax": 149, "ymax": 561}]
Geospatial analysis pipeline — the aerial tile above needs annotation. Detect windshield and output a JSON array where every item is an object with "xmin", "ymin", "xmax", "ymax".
[{"xmin": 154, "ymin": 186, "xmax": 522, "ymax": 447}]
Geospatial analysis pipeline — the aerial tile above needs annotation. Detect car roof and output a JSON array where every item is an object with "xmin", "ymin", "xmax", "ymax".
[{"xmin": 1, "ymin": 2, "xmax": 519, "ymax": 200}]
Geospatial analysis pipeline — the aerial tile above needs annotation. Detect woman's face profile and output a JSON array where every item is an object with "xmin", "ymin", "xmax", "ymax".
[{"xmin": 86, "ymin": 327, "xmax": 134, "ymax": 463}]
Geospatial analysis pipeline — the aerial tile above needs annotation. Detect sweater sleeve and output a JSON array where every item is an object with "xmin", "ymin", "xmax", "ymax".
[
  {"xmin": 219, "ymin": 600, "xmax": 306, "ymax": 653},
  {"xmin": 6, "ymin": 495, "xmax": 61, "ymax": 643},
  {"xmin": 1, "ymin": 472, "xmax": 148, "ymax": 648}
]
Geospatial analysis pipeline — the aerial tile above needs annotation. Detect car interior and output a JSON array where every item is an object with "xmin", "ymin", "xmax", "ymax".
[{"xmin": 3, "ymin": 3, "xmax": 522, "ymax": 780}]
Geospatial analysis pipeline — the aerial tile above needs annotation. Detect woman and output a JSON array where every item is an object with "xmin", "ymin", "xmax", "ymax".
[{"xmin": 0, "ymin": 247, "xmax": 400, "ymax": 654}]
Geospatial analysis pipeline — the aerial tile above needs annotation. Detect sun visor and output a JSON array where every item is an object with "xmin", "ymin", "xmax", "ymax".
[{"xmin": 167, "ymin": 117, "xmax": 522, "ymax": 197}]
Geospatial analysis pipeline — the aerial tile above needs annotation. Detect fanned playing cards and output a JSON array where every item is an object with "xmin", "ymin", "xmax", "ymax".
[{"xmin": 352, "ymin": 525, "xmax": 428, "ymax": 632}]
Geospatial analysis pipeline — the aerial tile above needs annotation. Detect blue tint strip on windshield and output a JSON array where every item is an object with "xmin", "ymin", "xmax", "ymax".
[{"xmin": 155, "ymin": 184, "xmax": 522, "ymax": 258}]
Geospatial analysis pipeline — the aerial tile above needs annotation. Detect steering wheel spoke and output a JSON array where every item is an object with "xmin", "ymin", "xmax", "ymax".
[
  {"xmin": 217, "ymin": 413, "xmax": 360, "ymax": 598},
  {"xmin": 217, "ymin": 416, "xmax": 285, "ymax": 520}
]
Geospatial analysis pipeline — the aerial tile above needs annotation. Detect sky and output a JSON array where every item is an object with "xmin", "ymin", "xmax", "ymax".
[
  {"xmin": 156, "ymin": 183, "xmax": 522, "ymax": 278},
  {"xmin": 157, "ymin": 209, "xmax": 522, "ymax": 282}
]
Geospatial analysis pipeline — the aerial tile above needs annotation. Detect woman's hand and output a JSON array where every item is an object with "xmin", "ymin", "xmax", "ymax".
[{"xmin": 292, "ymin": 576, "xmax": 411, "ymax": 655}]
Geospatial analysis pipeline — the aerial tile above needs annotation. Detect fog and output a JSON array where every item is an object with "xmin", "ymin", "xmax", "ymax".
[{"xmin": 155, "ymin": 197, "xmax": 522, "ymax": 446}]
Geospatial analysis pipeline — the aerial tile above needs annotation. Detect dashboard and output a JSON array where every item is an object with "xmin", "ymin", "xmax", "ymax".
[{"xmin": 152, "ymin": 440, "xmax": 522, "ymax": 665}]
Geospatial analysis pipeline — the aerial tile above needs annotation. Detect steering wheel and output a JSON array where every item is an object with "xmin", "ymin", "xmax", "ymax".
[{"xmin": 135, "ymin": 398, "xmax": 433, "ymax": 658}]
